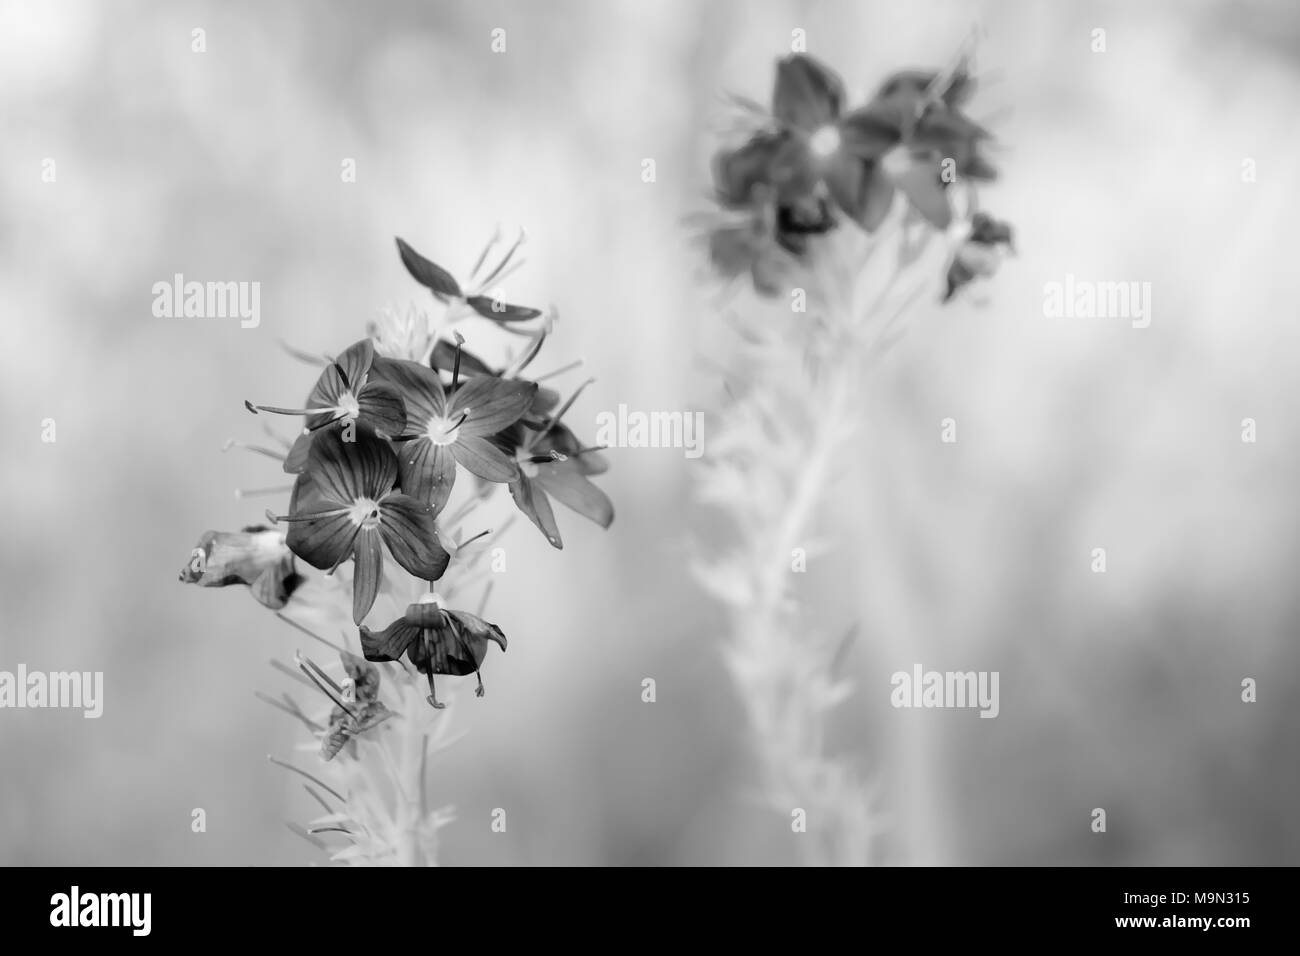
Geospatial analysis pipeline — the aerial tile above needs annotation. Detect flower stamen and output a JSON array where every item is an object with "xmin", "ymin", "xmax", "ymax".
[
  {"xmin": 265, "ymin": 507, "xmax": 350, "ymax": 524},
  {"xmin": 245, "ymin": 400, "xmax": 339, "ymax": 417}
]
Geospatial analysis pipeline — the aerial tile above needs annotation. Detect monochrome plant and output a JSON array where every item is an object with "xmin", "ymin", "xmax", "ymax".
[
  {"xmin": 180, "ymin": 230, "xmax": 614, "ymax": 865},
  {"xmin": 695, "ymin": 45, "xmax": 1015, "ymax": 865}
]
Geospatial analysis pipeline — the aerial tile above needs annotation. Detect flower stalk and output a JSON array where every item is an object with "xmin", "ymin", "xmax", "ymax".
[
  {"xmin": 696, "ymin": 47, "xmax": 1015, "ymax": 865},
  {"xmin": 181, "ymin": 228, "xmax": 614, "ymax": 865}
]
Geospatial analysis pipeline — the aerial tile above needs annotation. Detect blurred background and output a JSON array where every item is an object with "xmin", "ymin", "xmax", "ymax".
[{"xmin": 1, "ymin": 0, "xmax": 1298, "ymax": 865}]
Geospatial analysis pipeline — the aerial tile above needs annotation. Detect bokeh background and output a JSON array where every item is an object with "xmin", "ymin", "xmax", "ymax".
[{"xmin": 2, "ymin": 0, "xmax": 1298, "ymax": 865}]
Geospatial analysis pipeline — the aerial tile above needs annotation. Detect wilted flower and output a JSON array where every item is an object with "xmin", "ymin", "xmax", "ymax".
[
  {"xmin": 373, "ymin": 347, "xmax": 536, "ymax": 513},
  {"xmin": 943, "ymin": 212, "xmax": 1015, "ymax": 302},
  {"xmin": 309, "ymin": 652, "xmax": 394, "ymax": 761},
  {"xmin": 179, "ymin": 525, "xmax": 303, "ymax": 609},
  {"xmin": 245, "ymin": 339, "xmax": 407, "ymax": 473},
  {"xmin": 361, "ymin": 593, "xmax": 507, "ymax": 709},
  {"xmin": 272, "ymin": 429, "xmax": 450, "ymax": 624}
]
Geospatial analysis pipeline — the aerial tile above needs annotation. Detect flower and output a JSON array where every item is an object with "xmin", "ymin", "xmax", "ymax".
[
  {"xmin": 179, "ymin": 525, "xmax": 303, "ymax": 609},
  {"xmin": 709, "ymin": 53, "xmax": 999, "ymax": 255},
  {"xmin": 491, "ymin": 384, "xmax": 613, "ymax": 549},
  {"xmin": 854, "ymin": 62, "xmax": 997, "ymax": 228},
  {"xmin": 711, "ymin": 56, "xmax": 891, "ymax": 234},
  {"xmin": 273, "ymin": 428, "xmax": 450, "ymax": 624},
  {"xmin": 360, "ymin": 593, "xmax": 508, "ymax": 709},
  {"xmin": 372, "ymin": 347, "xmax": 536, "ymax": 513},
  {"xmin": 245, "ymin": 338, "xmax": 407, "ymax": 473},
  {"xmin": 942, "ymin": 212, "xmax": 1015, "ymax": 302}
]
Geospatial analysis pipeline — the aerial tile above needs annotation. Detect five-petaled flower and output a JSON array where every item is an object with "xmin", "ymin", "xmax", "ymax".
[
  {"xmin": 361, "ymin": 593, "xmax": 508, "ymax": 709},
  {"xmin": 245, "ymin": 338, "xmax": 407, "ymax": 473},
  {"xmin": 273, "ymin": 428, "xmax": 450, "ymax": 624},
  {"xmin": 373, "ymin": 348, "xmax": 537, "ymax": 513}
]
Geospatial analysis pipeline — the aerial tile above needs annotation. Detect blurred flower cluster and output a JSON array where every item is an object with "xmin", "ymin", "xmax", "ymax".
[
  {"xmin": 180, "ymin": 230, "xmax": 613, "ymax": 863},
  {"xmin": 707, "ymin": 52, "xmax": 1014, "ymax": 300},
  {"xmin": 696, "ymin": 46, "xmax": 1017, "ymax": 866}
]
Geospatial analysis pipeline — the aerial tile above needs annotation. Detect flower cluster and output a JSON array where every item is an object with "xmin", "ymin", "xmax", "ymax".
[
  {"xmin": 707, "ymin": 52, "xmax": 1014, "ymax": 300},
  {"xmin": 696, "ymin": 47, "xmax": 1018, "ymax": 865},
  {"xmin": 183, "ymin": 232, "xmax": 614, "ymax": 710}
]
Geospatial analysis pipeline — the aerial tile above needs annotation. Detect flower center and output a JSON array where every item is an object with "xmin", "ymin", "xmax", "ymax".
[
  {"xmin": 519, "ymin": 459, "xmax": 539, "ymax": 478},
  {"xmin": 425, "ymin": 415, "xmax": 461, "ymax": 446},
  {"xmin": 337, "ymin": 391, "xmax": 361, "ymax": 419},
  {"xmin": 425, "ymin": 408, "xmax": 469, "ymax": 446},
  {"xmin": 347, "ymin": 497, "xmax": 382, "ymax": 529},
  {"xmin": 808, "ymin": 124, "xmax": 841, "ymax": 159},
  {"xmin": 880, "ymin": 144, "xmax": 912, "ymax": 179}
]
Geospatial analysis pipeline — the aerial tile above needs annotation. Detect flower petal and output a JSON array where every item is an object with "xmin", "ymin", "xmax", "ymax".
[
  {"xmin": 360, "ymin": 618, "xmax": 421, "ymax": 662},
  {"xmin": 435, "ymin": 611, "xmax": 508, "ymax": 673},
  {"xmin": 465, "ymin": 295, "xmax": 543, "ymax": 323},
  {"xmin": 397, "ymin": 438, "xmax": 457, "ymax": 513},
  {"xmin": 306, "ymin": 428, "xmax": 399, "ymax": 504},
  {"xmin": 712, "ymin": 133, "xmax": 787, "ymax": 206},
  {"xmin": 531, "ymin": 386, "xmax": 562, "ymax": 416},
  {"xmin": 378, "ymin": 493, "xmax": 450, "ymax": 580},
  {"xmin": 533, "ymin": 422, "xmax": 608, "ymax": 475},
  {"xmin": 395, "ymin": 237, "xmax": 462, "ymax": 298},
  {"xmin": 709, "ymin": 222, "xmax": 761, "ymax": 279},
  {"xmin": 430, "ymin": 340, "xmax": 495, "ymax": 378},
  {"xmin": 840, "ymin": 106, "xmax": 903, "ymax": 160},
  {"xmin": 356, "ymin": 381, "xmax": 408, "ymax": 439},
  {"xmin": 282, "ymin": 429, "xmax": 312, "ymax": 474},
  {"xmin": 285, "ymin": 505, "xmax": 357, "ymax": 571},
  {"xmin": 535, "ymin": 465, "xmax": 614, "ymax": 529},
  {"xmin": 307, "ymin": 339, "xmax": 376, "ymax": 416},
  {"xmin": 769, "ymin": 135, "xmax": 820, "ymax": 202},
  {"xmin": 450, "ymin": 376, "xmax": 537, "ymax": 437},
  {"xmin": 885, "ymin": 151, "xmax": 951, "ymax": 229},
  {"xmin": 912, "ymin": 105, "xmax": 990, "ymax": 153},
  {"xmin": 351, "ymin": 527, "xmax": 383, "ymax": 624},
  {"xmin": 449, "ymin": 610, "xmax": 508, "ymax": 653},
  {"xmin": 452, "ymin": 434, "xmax": 520, "ymax": 482},
  {"xmin": 508, "ymin": 477, "xmax": 562, "ymax": 549},
  {"xmin": 821, "ymin": 152, "xmax": 866, "ymax": 221},
  {"xmin": 772, "ymin": 54, "xmax": 844, "ymax": 132},
  {"xmin": 370, "ymin": 356, "xmax": 445, "ymax": 421}
]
